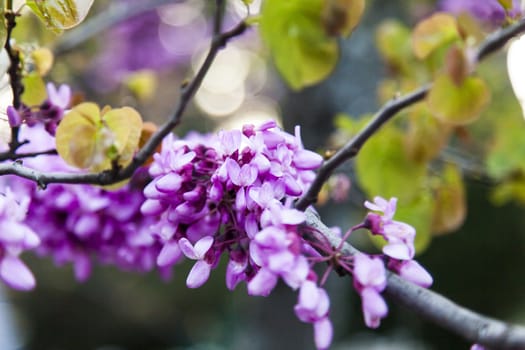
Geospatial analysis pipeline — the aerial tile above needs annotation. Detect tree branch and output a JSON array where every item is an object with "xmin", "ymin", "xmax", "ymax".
[
  {"xmin": 295, "ymin": 16, "xmax": 525, "ymax": 211},
  {"xmin": 4, "ymin": 8, "xmax": 24, "ymax": 154},
  {"xmin": 0, "ymin": 19, "xmax": 247, "ymax": 187},
  {"xmin": 304, "ymin": 209, "xmax": 525, "ymax": 349}
]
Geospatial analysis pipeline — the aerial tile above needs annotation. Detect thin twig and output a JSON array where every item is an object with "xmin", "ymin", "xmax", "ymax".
[
  {"xmin": 4, "ymin": 8, "xmax": 23, "ymax": 153},
  {"xmin": 295, "ymin": 16, "xmax": 525, "ymax": 211},
  {"xmin": 304, "ymin": 209, "xmax": 525, "ymax": 349},
  {"xmin": 0, "ymin": 18, "xmax": 247, "ymax": 186},
  {"xmin": 0, "ymin": 149, "xmax": 57, "ymax": 162}
]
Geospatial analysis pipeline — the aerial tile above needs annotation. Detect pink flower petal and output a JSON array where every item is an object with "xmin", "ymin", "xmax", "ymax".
[
  {"xmin": 179, "ymin": 237, "xmax": 198, "ymax": 259},
  {"xmin": 186, "ymin": 260, "xmax": 211, "ymax": 288},
  {"xmin": 361, "ymin": 288, "xmax": 388, "ymax": 329},
  {"xmin": 247, "ymin": 268, "xmax": 278, "ymax": 296},
  {"xmin": 314, "ymin": 317, "xmax": 333, "ymax": 350},
  {"xmin": 193, "ymin": 236, "xmax": 214, "ymax": 257},
  {"xmin": 0, "ymin": 256, "xmax": 36, "ymax": 291},
  {"xmin": 157, "ymin": 241, "xmax": 183, "ymax": 267}
]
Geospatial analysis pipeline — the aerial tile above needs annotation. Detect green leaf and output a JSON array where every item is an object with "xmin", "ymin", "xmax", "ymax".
[
  {"xmin": 356, "ymin": 126, "xmax": 427, "ymax": 202},
  {"xmin": 395, "ymin": 192, "xmax": 433, "ymax": 254},
  {"xmin": 498, "ymin": 0, "xmax": 513, "ymax": 10},
  {"xmin": 431, "ymin": 164, "xmax": 466, "ymax": 235},
  {"xmin": 404, "ymin": 106, "xmax": 451, "ymax": 163},
  {"xmin": 55, "ymin": 102, "xmax": 143, "ymax": 172},
  {"xmin": 124, "ymin": 70, "xmax": 157, "ymax": 102},
  {"xmin": 412, "ymin": 13, "xmax": 460, "ymax": 60},
  {"xmin": 31, "ymin": 47, "xmax": 54, "ymax": 76},
  {"xmin": 0, "ymin": 4, "xmax": 6, "ymax": 49},
  {"xmin": 21, "ymin": 72, "xmax": 47, "ymax": 106},
  {"xmin": 26, "ymin": 0, "xmax": 94, "ymax": 33},
  {"xmin": 55, "ymin": 102, "xmax": 100, "ymax": 169},
  {"xmin": 486, "ymin": 117, "xmax": 525, "ymax": 179},
  {"xmin": 427, "ymin": 74, "xmax": 490, "ymax": 125},
  {"xmin": 376, "ymin": 20, "xmax": 413, "ymax": 72},
  {"xmin": 102, "ymin": 106, "xmax": 143, "ymax": 167},
  {"xmin": 260, "ymin": 0, "xmax": 338, "ymax": 90},
  {"xmin": 322, "ymin": 0, "xmax": 365, "ymax": 37},
  {"xmin": 491, "ymin": 178, "xmax": 525, "ymax": 205}
]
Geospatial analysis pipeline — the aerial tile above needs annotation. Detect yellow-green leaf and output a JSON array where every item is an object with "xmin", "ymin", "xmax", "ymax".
[
  {"xmin": 26, "ymin": 0, "xmax": 94, "ymax": 33},
  {"xmin": 55, "ymin": 102, "xmax": 100, "ymax": 169},
  {"xmin": 395, "ymin": 191, "xmax": 434, "ymax": 254},
  {"xmin": 0, "ymin": 4, "xmax": 6, "ymax": 49},
  {"xmin": 431, "ymin": 164, "xmax": 466, "ymax": 235},
  {"xmin": 356, "ymin": 126, "xmax": 427, "ymax": 202},
  {"xmin": 124, "ymin": 70, "xmax": 157, "ymax": 102},
  {"xmin": 491, "ymin": 178, "xmax": 525, "ymax": 205},
  {"xmin": 56, "ymin": 103, "xmax": 143, "ymax": 172},
  {"xmin": 405, "ymin": 106, "xmax": 451, "ymax": 163},
  {"xmin": 31, "ymin": 48, "xmax": 54, "ymax": 76},
  {"xmin": 102, "ymin": 106, "xmax": 143, "ymax": 167},
  {"xmin": 21, "ymin": 72, "xmax": 47, "ymax": 106},
  {"xmin": 260, "ymin": 0, "xmax": 338, "ymax": 90},
  {"xmin": 322, "ymin": 0, "xmax": 365, "ymax": 37},
  {"xmin": 427, "ymin": 74, "xmax": 490, "ymax": 125},
  {"xmin": 412, "ymin": 13, "xmax": 460, "ymax": 60},
  {"xmin": 376, "ymin": 20, "xmax": 413, "ymax": 73},
  {"xmin": 486, "ymin": 117, "xmax": 525, "ymax": 179},
  {"xmin": 498, "ymin": 0, "xmax": 513, "ymax": 10}
]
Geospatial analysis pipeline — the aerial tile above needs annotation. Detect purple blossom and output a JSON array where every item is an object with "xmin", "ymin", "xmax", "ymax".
[
  {"xmin": 353, "ymin": 253, "xmax": 388, "ymax": 328},
  {"xmin": 179, "ymin": 236, "xmax": 214, "ymax": 288},
  {"xmin": 438, "ymin": 0, "xmax": 522, "ymax": 27},
  {"xmin": 294, "ymin": 280, "xmax": 333, "ymax": 350},
  {"xmin": 6, "ymin": 125, "xmax": 164, "ymax": 281},
  {"xmin": 141, "ymin": 121, "xmax": 327, "ymax": 348},
  {"xmin": 388, "ymin": 259, "xmax": 433, "ymax": 288},
  {"xmin": 364, "ymin": 197, "xmax": 416, "ymax": 260},
  {"xmin": 8, "ymin": 82, "xmax": 72, "ymax": 135},
  {"xmin": 0, "ymin": 186, "xmax": 40, "ymax": 291}
]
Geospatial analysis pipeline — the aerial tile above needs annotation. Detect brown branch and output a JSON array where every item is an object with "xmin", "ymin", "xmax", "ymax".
[
  {"xmin": 295, "ymin": 16, "xmax": 525, "ymax": 211},
  {"xmin": 304, "ymin": 209, "xmax": 525, "ymax": 349},
  {"xmin": 4, "ymin": 8, "xmax": 23, "ymax": 153}
]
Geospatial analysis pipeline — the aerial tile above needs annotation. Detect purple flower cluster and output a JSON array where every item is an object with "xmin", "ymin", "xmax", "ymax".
[
  {"xmin": 438, "ymin": 0, "xmax": 522, "ymax": 27},
  {"xmin": 140, "ymin": 121, "xmax": 333, "ymax": 348},
  {"xmin": 351, "ymin": 196, "xmax": 433, "ymax": 328},
  {"xmin": 24, "ymin": 181, "xmax": 163, "ymax": 281},
  {"xmin": 7, "ymin": 83, "xmax": 71, "ymax": 135},
  {"xmin": 7, "ymin": 125, "xmax": 164, "ymax": 282},
  {"xmin": 0, "ymin": 186, "xmax": 40, "ymax": 290}
]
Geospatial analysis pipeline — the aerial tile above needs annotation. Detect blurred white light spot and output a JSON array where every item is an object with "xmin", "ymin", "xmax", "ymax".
[
  {"xmin": 157, "ymin": 0, "xmax": 204, "ymax": 27},
  {"xmin": 193, "ymin": 46, "xmax": 250, "ymax": 94},
  {"xmin": 218, "ymin": 97, "xmax": 281, "ymax": 130},
  {"xmin": 0, "ymin": 49, "xmax": 12, "ymax": 150},
  {"xmin": 245, "ymin": 52, "xmax": 267, "ymax": 94},
  {"xmin": 195, "ymin": 85, "xmax": 245, "ymax": 117},
  {"xmin": 508, "ymin": 33, "xmax": 525, "ymax": 118}
]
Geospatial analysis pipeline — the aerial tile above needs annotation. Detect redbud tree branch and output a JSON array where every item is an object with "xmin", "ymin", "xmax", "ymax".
[
  {"xmin": 304, "ymin": 210, "xmax": 525, "ymax": 349},
  {"xmin": 295, "ymin": 16, "xmax": 525, "ymax": 211},
  {"xmin": 0, "ymin": 11, "xmax": 247, "ymax": 188},
  {"xmin": 4, "ymin": 6, "xmax": 24, "ymax": 154}
]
